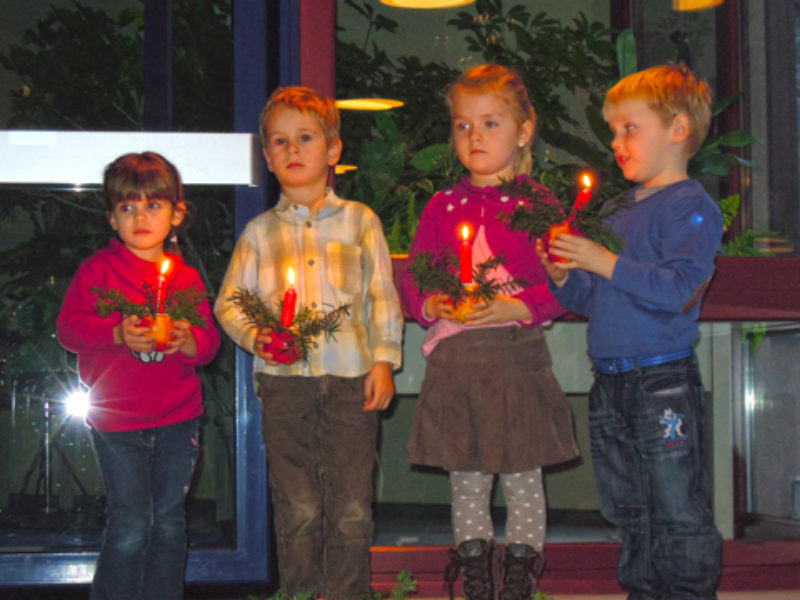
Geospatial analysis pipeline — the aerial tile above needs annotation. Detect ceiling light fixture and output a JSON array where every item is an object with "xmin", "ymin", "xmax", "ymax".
[
  {"xmin": 380, "ymin": 0, "xmax": 474, "ymax": 7},
  {"xmin": 335, "ymin": 98, "xmax": 404, "ymax": 111},
  {"xmin": 673, "ymin": 0, "xmax": 724, "ymax": 11}
]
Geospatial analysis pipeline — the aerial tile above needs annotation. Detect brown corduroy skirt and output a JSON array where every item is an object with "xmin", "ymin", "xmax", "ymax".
[{"xmin": 407, "ymin": 326, "xmax": 579, "ymax": 474}]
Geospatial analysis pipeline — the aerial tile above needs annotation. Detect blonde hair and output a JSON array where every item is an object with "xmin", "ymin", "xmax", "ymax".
[
  {"xmin": 447, "ymin": 64, "xmax": 537, "ymax": 175},
  {"xmin": 604, "ymin": 63, "xmax": 712, "ymax": 156},
  {"xmin": 259, "ymin": 86, "xmax": 340, "ymax": 147}
]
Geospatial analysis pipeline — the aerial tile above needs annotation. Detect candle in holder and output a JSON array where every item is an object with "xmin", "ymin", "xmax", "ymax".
[
  {"xmin": 149, "ymin": 314, "xmax": 173, "ymax": 350},
  {"xmin": 545, "ymin": 221, "xmax": 573, "ymax": 263},
  {"xmin": 459, "ymin": 224, "xmax": 472, "ymax": 285},
  {"xmin": 280, "ymin": 267, "xmax": 297, "ymax": 328},
  {"xmin": 572, "ymin": 172, "xmax": 594, "ymax": 214},
  {"xmin": 156, "ymin": 258, "xmax": 170, "ymax": 314}
]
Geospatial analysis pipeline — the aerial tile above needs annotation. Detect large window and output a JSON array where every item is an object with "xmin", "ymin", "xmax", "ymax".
[{"xmin": 0, "ymin": 1, "xmax": 273, "ymax": 585}]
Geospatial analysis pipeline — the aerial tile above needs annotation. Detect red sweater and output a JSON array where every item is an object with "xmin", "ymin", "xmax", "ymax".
[{"xmin": 57, "ymin": 239, "xmax": 221, "ymax": 432}]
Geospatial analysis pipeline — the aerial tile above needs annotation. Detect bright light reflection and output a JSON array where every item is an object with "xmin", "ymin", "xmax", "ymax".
[
  {"xmin": 64, "ymin": 388, "xmax": 90, "ymax": 419},
  {"xmin": 335, "ymin": 98, "xmax": 404, "ymax": 111}
]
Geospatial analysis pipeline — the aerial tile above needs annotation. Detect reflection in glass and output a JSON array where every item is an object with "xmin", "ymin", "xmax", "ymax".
[
  {"xmin": 0, "ymin": 185, "xmax": 237, "ymax": 554},
  {"xmin": 743, "ymin": 324, "xmax": 800, "ymax": 526}
]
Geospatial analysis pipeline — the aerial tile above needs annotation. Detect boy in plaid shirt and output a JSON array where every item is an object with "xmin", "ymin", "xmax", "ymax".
[{"xmin": 215, "ymin": 86, "xmax": 403, "ymax": 600}]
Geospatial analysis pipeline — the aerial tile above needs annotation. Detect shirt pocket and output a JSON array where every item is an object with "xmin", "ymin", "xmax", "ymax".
[{"xmin": 324, "ymin": 241, "xmax": 363, "ymax": 295}]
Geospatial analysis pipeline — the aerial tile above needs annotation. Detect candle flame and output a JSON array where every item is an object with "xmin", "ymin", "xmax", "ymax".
[
  {"xmin": 287, "ymin": 267, "xmax": 295, "ymax": 286},
  {"xmin": 460, "ymin": 224, "xmax": 470, "ymax": 241},
  {"xmin": 160, "ymin": 259, "xmax": 171, "ymax": 275},
  {"xmin": 580, "ymin": 173, "xmax": 593, "ymax": 189}
]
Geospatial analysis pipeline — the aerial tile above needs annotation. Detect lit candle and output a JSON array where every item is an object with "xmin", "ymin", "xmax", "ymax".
[
  {"xmin": 572, "ymin": 172, "xmax": 594, "ymax": 215},
  {"xmin": 156, "ymin": 258, "xmax": 170, "ymax": 314},
  {"xmin": 280, "ymin": 267, "xmax": 297, "ymax": 328},
  {"xmin": 459, "ymin": 224, "xmax": 472, "ymax": 285}
]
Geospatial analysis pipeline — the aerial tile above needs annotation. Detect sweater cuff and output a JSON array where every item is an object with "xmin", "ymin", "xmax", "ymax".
[{"xmin": 374, "ymin": 341, "xmax": 403, "ymax": 371}]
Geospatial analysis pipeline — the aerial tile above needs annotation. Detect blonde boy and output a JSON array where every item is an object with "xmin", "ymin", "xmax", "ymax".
[
  {"xmin": 539, "ymin": 64, "xmax": 724, "ymax": 599},
  {"xmin": 215, "ymin": 86, "xmax": 403, "ymax": 600}
]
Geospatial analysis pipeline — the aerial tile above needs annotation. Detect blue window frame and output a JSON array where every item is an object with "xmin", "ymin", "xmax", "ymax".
[{"xmin": 0, "ymin": 0, "xmax": 302, "ymax": 586}]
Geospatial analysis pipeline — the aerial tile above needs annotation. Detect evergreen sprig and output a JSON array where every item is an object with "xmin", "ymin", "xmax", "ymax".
[
  {"xmin": 498, "ymin": 179, "xmax": 568, "ymax": 239},
  {"xmin": 228, "ymin": 287, "xmax": 351, "ymax": 363},
  {"xmin": 498, "ymin": 179, "xmax": 630, "ymax": 254},
  {"xmin": 92, "ymin": 283, "xmax": 209, "ymax": 327},
  {"xmin": 408, "ymin": 250, "xmax": 528, "ymax": 305}
]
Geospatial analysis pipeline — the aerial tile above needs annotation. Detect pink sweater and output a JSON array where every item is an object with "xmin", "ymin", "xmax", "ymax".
[
  {"xmin": 57, "ymin": 239, "xmax": 221, "ymax": 432},
  {"xmin": 400, "ymin": 176, "xmax": 566, "ymax": 333}
]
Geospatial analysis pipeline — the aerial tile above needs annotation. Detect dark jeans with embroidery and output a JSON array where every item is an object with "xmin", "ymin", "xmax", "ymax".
[
  {"xmin": 90, "ymin": 418, "xmax": 200, "ymax": 600},
  {"xmin": 589, "ymin": 357, "xmax": 722, "ymax": 600},
  {"xmin": 257, "ymin": 373, "xmax": 378, "ymax": 600}
]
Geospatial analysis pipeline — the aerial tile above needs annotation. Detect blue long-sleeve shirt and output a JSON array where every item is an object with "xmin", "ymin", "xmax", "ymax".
[{"xmin": 551, "ymin": 179, "xmax": 724, "ymax": 359}]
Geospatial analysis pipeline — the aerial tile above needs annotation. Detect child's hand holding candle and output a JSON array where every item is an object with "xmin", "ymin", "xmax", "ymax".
[{"xmin": 545, "ymin": 172, "xmax": 594, "ymax": 263}]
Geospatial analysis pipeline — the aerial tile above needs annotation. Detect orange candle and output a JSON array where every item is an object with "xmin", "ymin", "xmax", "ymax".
[
  {"xmin": 280, "ymin": 267, "xmax": 297, "ymax": 327},
  {"xmin": 459, "ymin": 224, "xmax": 472, "ymax": 284}
]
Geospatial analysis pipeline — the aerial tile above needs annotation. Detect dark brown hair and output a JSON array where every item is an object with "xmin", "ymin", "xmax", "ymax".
[{"xmin": 103, "ymin": 152, "xmax": 190, "ymax": 253}]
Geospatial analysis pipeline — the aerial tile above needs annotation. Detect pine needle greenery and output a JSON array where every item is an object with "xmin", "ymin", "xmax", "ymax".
[
  {"xmin": 93, "ymin": 283, "xmax": 210, "ymax": 327},
  {"xmin": 227, "ymin": 287, "xmax": 351, "ymax": 363},
  {"xmin": 262, "ymin": 570, "xmax": 417, "ymax": 600},
  {"xmin": 498, "ymin": 178, "xmax": 630, "ymax": 254},
  {"xmin": 407, "ymin": 250, "xmax": 528, "ymax": 305}
]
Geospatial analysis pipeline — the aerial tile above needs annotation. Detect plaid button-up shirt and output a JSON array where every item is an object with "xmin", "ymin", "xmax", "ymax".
[{"xmin": 214, "ymin": 189, "xmax": 403, "ymax": 378}]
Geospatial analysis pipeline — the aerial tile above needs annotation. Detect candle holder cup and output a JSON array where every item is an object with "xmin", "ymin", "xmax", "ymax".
[
  {"xmin": 448, "ymin": 283, "xmax": 480, "ymax": 323},
  {"xmin": 544, "ymin": 221, "xmax": 580, "ymax": 263},
  {"xmin": 265, "ymin": 330, "xmax": 302, "ymax": 365},
  {"xmin": 141, "ymin": 314, "xmax": 173, "ymax": 350}
]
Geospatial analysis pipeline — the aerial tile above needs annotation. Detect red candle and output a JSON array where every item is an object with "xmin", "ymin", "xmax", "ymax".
[
  {"xmin": 459, "ymin": 224, "xmax": 472, "ymax": 284},
  {"xmin": 280, "ymin": 267, "xmax": 297, "ymax": 328},
  {"xmin": 156, "ymin": 258, "xmax": 170, "ymax": 314},
  {"xmin": 572, "ymin": 172, "xmax": 594, "ymax": 215}
]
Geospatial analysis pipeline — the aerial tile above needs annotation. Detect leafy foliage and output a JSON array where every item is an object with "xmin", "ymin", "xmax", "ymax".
[
  {"xmin": 0, "ymin": 4, "xmax": 143, "ymax": 129},
  {"xmin": 499, "ymin": 179, "xmax": 629, "ymax": 254},
  {"xmin": 0, "ymin": 1, "xmax": 234, "ymax": 406},
  {"xmin": 448, "ymin": 0, "xmax": 616, "ymax": 161},
  {"xmin": 93, "ymin": 284, "xmax": 210, "ymax": 327}
]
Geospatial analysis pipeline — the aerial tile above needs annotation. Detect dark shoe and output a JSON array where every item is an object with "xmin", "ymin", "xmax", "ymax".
[
  {"xmin": 444, "ymin": 538, "xmax": 494, "ymax": 600},
  {"xmin": 498, "ymin": 543, "xmax": 545, "ymax": 600}
]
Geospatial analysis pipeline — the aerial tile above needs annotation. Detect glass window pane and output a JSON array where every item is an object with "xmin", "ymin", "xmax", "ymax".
[
  {"xmin": 744, "ymin": 325, "xmax": 800, "ymax": 522},
  {"xmin": 0, "ymin": 184, "xmax": 237, "ymax": 554}
]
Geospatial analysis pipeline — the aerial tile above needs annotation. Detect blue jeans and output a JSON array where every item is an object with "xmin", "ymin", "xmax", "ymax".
[
  {"xmin": 589, "ymin": 357, "xmax": 721, "ymax": 600},
  {"xmin": 257, "ymin": 373, "xmax": 378, "ymax": 600},
  {"xmin": 90, "ymin": 419, "xmax": 200, "ymax": 600}
]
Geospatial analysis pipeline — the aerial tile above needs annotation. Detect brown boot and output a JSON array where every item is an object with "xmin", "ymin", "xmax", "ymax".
[
  {"xmin": 445, "ymin": 538, "xmax": 495, "ymax": 600},
  {"xmin": 498, "ymin": 543, "xmax": 545, "ymax": 600}
]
